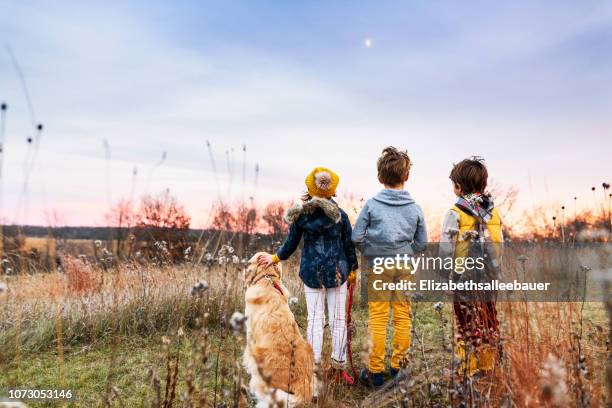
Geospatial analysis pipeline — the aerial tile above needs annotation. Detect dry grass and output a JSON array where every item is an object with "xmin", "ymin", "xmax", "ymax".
[{"xmin": 0, "ymin": 244, "xmax": 609, "ymax": 407}]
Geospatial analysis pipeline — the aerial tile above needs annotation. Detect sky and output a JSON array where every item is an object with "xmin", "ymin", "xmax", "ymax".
[{"xmin": 0, "ymin": 0, "xmax": 611, "ymax": 227}]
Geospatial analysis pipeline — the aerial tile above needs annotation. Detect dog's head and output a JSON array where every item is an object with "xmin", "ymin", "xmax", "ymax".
[{"xmin": 245, "ymin": 252, "xmax": 282, "ymax": 287}]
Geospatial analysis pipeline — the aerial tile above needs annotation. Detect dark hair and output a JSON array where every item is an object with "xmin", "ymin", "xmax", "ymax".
[
  {"xmin": 377, "ymin": 146, "xmax": 412, "ymax": 186},
  {"xmin": 450, "ymin": 156, "xmax": 488, "ymax": 194}
]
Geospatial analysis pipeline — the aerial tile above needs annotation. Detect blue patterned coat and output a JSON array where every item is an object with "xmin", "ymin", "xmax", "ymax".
[{"xmin": 276, "ymin": 197, "xmax": 358, "ymax": 289}]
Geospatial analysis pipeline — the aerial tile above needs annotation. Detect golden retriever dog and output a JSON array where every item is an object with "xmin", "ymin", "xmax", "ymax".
[{"xmin": 243, "ymin": 252, "xmax": 314, "ymax": 407}]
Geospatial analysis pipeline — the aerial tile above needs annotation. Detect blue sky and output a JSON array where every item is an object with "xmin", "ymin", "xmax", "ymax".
[{"xmin": 0, "ymin": 1, "xmax": 611, "ymax": 226}]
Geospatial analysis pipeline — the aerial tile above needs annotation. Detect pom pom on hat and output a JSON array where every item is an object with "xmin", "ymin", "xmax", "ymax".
[
  {"xmin": 315, "ymin": 171, "xmax": 332, "ymax": 190},
  {"xmin": 305, "ymin": 167, "xmax": 339, "ymax": 198}
]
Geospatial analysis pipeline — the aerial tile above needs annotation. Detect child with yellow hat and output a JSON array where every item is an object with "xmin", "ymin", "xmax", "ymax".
[{"xmin": 258, "ymin": 167, "xmax": 358, "ymax": 381}]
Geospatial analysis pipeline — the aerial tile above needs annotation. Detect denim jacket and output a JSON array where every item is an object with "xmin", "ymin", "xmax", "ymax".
[{"xmin": 276, "ymin": 197, "xmax": 358, "ymax": 289}]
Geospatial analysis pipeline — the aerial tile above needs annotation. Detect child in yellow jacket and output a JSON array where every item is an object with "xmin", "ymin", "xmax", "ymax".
[
  {"xmin": 352, "ymin": 147, "xmax": 428, "ymax": 387},
  {"xmin": 439, "ymin": 157, "xmax": 503, "ymax": 377}
]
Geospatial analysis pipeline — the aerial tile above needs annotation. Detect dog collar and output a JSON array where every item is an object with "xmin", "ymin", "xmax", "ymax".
[
  {"xmin": 271, "ymin": 280, "xmax": 285, "ymax": 297},
  {"xmin": 264, "ymin": 275, "xmax": 285, "ymax": 297},
  {"xmin": 254, "ymin": 274, "xmax": 285, "ymax": 297}
]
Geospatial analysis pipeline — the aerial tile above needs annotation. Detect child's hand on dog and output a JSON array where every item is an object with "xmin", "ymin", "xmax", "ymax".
[{"xmin": 257, "ymin": 253, "xmax": 274, "ymax": 268}]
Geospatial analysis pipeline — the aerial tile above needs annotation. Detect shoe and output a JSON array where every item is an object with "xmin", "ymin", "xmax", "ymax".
[
  {"xmin": 389, "ymin": 367, "xmax": 400, "ymax": 379},
  {"xmin": 358, "ymin": 369, "xmax": 384, "ymax": 388},
  {"xmin": 327, "ymin": 367, "xmax": 355, "ymax": 385}
]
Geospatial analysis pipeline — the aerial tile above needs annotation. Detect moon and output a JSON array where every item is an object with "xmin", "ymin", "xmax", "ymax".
[{"xmin": 364, "ymin": 38, "xmax": 373, "ymax": 48}]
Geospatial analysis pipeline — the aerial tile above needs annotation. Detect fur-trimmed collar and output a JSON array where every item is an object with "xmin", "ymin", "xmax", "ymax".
[{"xmin": 284, "ymin": 197, "xmax": 341, "ymax": 224}]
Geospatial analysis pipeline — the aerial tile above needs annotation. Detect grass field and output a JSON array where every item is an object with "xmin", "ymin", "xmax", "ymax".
[{"xmin": 0, "ymin": 245, "xmax": 610, "ymax": 407}]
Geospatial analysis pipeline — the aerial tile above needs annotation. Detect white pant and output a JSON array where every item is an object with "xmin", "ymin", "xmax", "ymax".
[{"xmin": 303, "ymin": 282, "xmax": 347, "ymax": 364}]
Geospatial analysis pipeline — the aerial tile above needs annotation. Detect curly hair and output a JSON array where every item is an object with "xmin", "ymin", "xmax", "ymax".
[{"xmin": 377, "ymin": 146, "xmax": 412, "ymax": 186}]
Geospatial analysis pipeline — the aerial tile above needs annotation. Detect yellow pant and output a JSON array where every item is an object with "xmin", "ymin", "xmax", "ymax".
[
  {"xmin": 455, "ymin": 341, "xmax": 497, "ymax": 376},
  {"xmin": 368, "ymin": 301, "xmax": 411, "ymax": 373}
]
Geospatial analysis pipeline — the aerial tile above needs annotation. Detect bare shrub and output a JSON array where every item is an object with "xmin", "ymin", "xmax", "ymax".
[
  {"xmin": 104, "ymin": 199, "xmax": 135, "ymax": 258},
  {"xmin": 133, "ymin": 189, "xmax": 191, "ymax": 263},
  {"xmin": 262, "ymin": 201, "xmax": 288, "ymax": 237},
  {"xmin": 60, "ymin": 254, "xmax": 98, "ymax": 294},
  {"xmin": 210, "ymin": 201, "xmax": 236, "ymax": 232}
]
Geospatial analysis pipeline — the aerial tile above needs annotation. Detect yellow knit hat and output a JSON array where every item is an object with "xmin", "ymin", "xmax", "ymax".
[{"xmin": 305, "ymin": 167, "xmax": 339, "ymax": 198}]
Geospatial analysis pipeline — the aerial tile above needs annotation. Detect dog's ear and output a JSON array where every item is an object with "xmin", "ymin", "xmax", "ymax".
[
  {"xmin": 245, "ymin": 264, "xmax": 265, "ymax": 286},
  {"xmin": 245, "ymin": 252, "xmax": 265, "ymax": 284},
  {"xmin": 244, "ymin": 263, "xmax": 255, "ymax": 285},
  {"xmin": 272, "ymin": 262, "xmax": 282, "ymax": 278}
]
